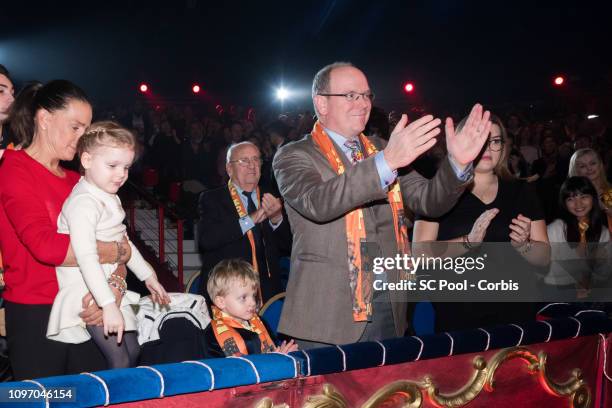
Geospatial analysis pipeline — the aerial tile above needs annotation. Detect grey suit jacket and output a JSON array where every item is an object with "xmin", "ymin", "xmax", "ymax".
[{"xmin": 272, "ymin": 133, "xmax": 468, "ymax": 344}]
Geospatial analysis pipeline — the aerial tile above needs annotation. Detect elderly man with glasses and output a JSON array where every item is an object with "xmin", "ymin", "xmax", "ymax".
[
  {"xmin": 273, "ymin": 62, "xmax": 493, "ymax": 348},
  {"xmin": 197, "ymin": 141, "xmax": 291, "ymax": 305}
]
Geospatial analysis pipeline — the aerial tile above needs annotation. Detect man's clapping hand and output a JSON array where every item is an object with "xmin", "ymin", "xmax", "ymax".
[
  {"xmin": 383, "ymin": 114, "xmax": 441, "ymax": 171},
  {"xmin": 382, "ymin": 103, "xmax": 492, "ymax": 173},
  {"xmin": 249, "ymin": 193, "xmax": 283, "ymax": 224},
  {"xmin": 261, "ymin": 193, "xmax": 282, "ymax": 224}
]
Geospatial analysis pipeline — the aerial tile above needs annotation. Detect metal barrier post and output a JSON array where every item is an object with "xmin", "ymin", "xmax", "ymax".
[
  {"xmin": 158, "ymin": 205, "xmax": 165, "ymax": 263},
  {"xmin": 177, "ymin": 219, "xmax": 184, "ymax": 291}
]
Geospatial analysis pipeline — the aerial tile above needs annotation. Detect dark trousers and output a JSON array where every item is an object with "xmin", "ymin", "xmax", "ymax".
[{"xmin": 5, "ymin": 301, "xmax": 107, "ymax": 380}]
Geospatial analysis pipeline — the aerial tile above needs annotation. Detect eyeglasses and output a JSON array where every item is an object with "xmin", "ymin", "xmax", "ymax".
[
  {"xmin": 317, "ymin": 91, "xmax": 375, "ymax": 102},
  {"xmin": 486, "ymin": 137, "xmax": 505, "ymax": 152},
  {"xmin": 229, "ymin": 157, "xmax": 263, "ymax": 167}
]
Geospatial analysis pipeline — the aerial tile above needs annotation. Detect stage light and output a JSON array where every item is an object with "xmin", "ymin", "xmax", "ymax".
[
  {"xmin": 192, "ymin": 84, "xmax": 201, "ymax": 94},
  {"xmin": 587, "ymin": 114, "xmax": 599, "ymax": 119},
  {"xmin": 553, "ymin": 76, "xmax": 565, "ymax": 86},
  {"xmin": 276, "ymin": 87, "xmax": 289, "ymax": 101},
  {"xmin": 139, "ymin": 83, "xmax": 149, "ymax": 93},
  {"xmin": 404, "ymin": 82, "xmax": 414, "ymax": 93}
]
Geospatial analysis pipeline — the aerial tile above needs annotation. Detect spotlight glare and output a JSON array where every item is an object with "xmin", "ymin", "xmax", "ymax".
[
  {"xmin": 192, "ymin": 84, "xmax": 201, "ymax": 94},
  {"xmin": 139, "ymin": 83, "xmax": 149, "ymax": 93},
  {"xmin": 587, "ymin": 114, "xmax": 599, "ymax": 120},
  {"xmin": 553, "ymin": 76, "xmax": 565, "ymax": 86},
  {"xmin": 404, "ymin": 82, "xmax": 414, "ymax": 93},
  {"xmin": 276, "ymin": 87, "xmax": 289, "ymax": 101}
]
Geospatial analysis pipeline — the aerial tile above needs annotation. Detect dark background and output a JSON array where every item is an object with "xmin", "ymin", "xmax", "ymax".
[{"xmin": 1, "ymin": 0, "xmax": 611, "ymax": 115}]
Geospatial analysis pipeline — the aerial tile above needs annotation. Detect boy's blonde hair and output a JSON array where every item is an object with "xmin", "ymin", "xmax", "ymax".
[
  {"xmin": 77, "ymin": 120, "xmax": 138, "ymax": 159},
  {"xmin": 207, "ymin": 259, "xmax": 259, "ymax": 301}
]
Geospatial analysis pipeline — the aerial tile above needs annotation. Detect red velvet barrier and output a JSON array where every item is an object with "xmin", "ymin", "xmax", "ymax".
[{"xmin": 114, "ymin": 334, "xmax": 611, "ymax": 407}]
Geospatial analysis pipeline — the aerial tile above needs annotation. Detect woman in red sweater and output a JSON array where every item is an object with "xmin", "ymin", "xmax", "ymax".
[{"xmin": 0, "ymin": 80, "xmax": 131, "ymax": 380}]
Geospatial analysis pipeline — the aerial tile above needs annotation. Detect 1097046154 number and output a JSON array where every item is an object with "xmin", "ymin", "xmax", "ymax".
[{"xmin": 0, "ymin": 387, "xmax": 76, "ymax": 402}]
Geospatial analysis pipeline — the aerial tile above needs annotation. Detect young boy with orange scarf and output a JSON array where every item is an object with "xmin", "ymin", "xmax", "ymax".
[{"xmin": 204, "ymin": 259, "xmax": 298, "ymax": 357}]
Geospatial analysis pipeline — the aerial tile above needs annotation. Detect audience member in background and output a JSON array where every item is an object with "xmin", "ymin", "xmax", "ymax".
[
  {"xmin": 583, "ymin": 118, "xmax": 612, "ymax": 177},
  {"xmin": 506, "ymin": 113, "xmax": 525, "ymax": 141},
  {"xmin": 150, "ymin": 119, "xmax": 182, "ymax": 194},
  {"xmin": 230, "ymin": 122, "xmax": 245, "ymax": 143},
  {"xmin": 204, "ymin": 259, "xmax": 297, "ymax": 357},
  {"xmin": 544, "ymin": 177, "xmax": 611, "ymax": 296},
  {"xmin": 181, "ymin": 121, "xmax": 211, "ymax": 189},
  {"xmin": 573, "ymin": 134, "xmax": 593, "ymax": 151},
  {"xmin": 268, "ymin": 120, "xmax": 290, "ymax": 153},
  {"xmin": 532, "ymin": 133, "xmax": 569, "ymax": 222},
  {"xmin": 413, "ymin": 114, "xmax": 550, "ymax": 332},
  {"xmin": 558, "ymin": 141, "xmax": 574, "ymax": 165},
  {"xmin": 201, "ymin": 122, "xmax": 222, "ymax": 188},
  {"xmin": 412, "ymin": 135, "xmax": 447, "ymax": 180},
  {"xmin": 563, "ymin": 113, "xmax": 579, "ymax": 143},
  {"xmin": 0, "ymin": 64, "xmax": 16, "ymax": 153},
  {"xmin": 531, "ymin": 121, "xmax": 545, "ymax": 146},
  {"xmin": 129, "ymin": 101, "xmax": 149, "ymax": 138},
  {"xmin": 365, "ymin": 106, "xmax": 391, "ymax": 140},
  {"xmin": 198, "ymin": 142, "xmax": 291, "ymax": 306},
  {"xmin": 294, "ymin": 111, "xmax": 316, "ymax": 139},
  {"xmin": 508, "ymin": 147, "xmax": 530, "ymax": 179},
  {"xmin": 569, "ymin": 148, "xmax": 612, "ymax": 232},
  {"xmin": 146, "ymin": 113, "xmax": 162, "ymax": 149},
  {"xmin": 266, "ymin": 120, "xmax": 290, "ymax": 195},
  {"xmin": 254, "ymin": 131, "xmax": 275, "ymax": 191},
  {"xmin": 517, "ymin": 126, "xmax": 540, "ymax": 168},
  {"xmin": 0, "ymin": 80, "xmax": 132, "ymax": 379}
]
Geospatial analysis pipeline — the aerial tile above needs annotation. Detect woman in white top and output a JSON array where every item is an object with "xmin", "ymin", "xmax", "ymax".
[
  {"xmin": 545, "ymin": 176, "xmax": 611, "ymax": 294},
  {"xmin": 568, "ymin": 148, "xmax": 612, "ymax": 233},
  {"xmin": 47, "ymin": 121, "xmax": 170, "ymax": 368}
]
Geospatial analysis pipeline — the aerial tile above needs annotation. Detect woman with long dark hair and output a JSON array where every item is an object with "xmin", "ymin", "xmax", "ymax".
[
  {"xmin": 0, "ymin": 80, "xmax": 131, "ymax": 379},
  {"xmin": 568, "ymin": 148, "xmax": 612, "ymax": 233},
  {"xmin": 544, "ymin": 176, "xmax": 610, "ymax": 293}
]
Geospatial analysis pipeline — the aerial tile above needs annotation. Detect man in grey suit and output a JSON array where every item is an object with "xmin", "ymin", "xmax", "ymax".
[{"xmin": 272, "ymin": 62, "xmax": 492, "ymax": 347}]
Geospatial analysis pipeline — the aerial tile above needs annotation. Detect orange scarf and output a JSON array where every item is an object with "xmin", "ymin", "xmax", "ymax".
[
  {"xmin": 578, "ymin": 221, "xmax": 589, "ymax": 244},
  {"xmin": 228, "ymin": 181, "xmax": 270, "ymax": 277},
  {"xmin": 210, "ymin": 305, "xmax": 274, "ymax": 356},
  {"xmin": 311, "ymin": 122, "xmax": 411, "ymax": 321}
]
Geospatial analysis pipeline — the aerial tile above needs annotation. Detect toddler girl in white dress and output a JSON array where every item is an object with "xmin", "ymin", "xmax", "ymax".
[{"xmin": 47, "ymin": 121, "xmax": 170, "ymax": 368}]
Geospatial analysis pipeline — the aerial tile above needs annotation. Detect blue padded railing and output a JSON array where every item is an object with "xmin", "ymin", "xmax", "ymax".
[{"xmin": 1, "ymin": 308, "xmax": 610, "ymax": 407}]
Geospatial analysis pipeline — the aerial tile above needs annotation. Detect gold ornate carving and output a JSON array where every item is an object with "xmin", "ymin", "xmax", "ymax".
[
  {"xmin": 421, "ymin": 356, "xmax": 488, "ymax": 407},
  {"xmin": 255, "ymin": 346, "xmax": 591, "ymax": 408},
  {"xmin": 254, "ymin": 397, "xmax": 290, "ymax": 408},
  {"xmin": 302, "ymin": 384, "xmax": 348, "ymax": 408},
  {"xmin": 484, "ymin": 346, "xmax": 589, "ymax": 407},
  {"xmin": 572, "ymin": 385, "xmax": 592, "ymax": 408},
  {"xmin": 361, "ymin": 380, "xmax": 423, "ymax": 408}
]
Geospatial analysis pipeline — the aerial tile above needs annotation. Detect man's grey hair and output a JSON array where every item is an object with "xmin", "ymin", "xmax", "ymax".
[
  {"xmin": 226, "ymin": 141, "xmax": 259, "ymax": 164},
  {"xmin": 311, "ymin": 61, "xmax": 354, "ymax": 119}
]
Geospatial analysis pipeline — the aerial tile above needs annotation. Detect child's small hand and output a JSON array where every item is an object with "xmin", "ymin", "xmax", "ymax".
[
  {"xmin": 145, "ymin": 276, "xmax": 171, "ymax": 305},
  {"xmin": 273, "ymin": 339, "xmax": 299, "ymax": 354},
  {"xmin": 103, "ymin": 303, "xmax": 125, "ymax": 344}
]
